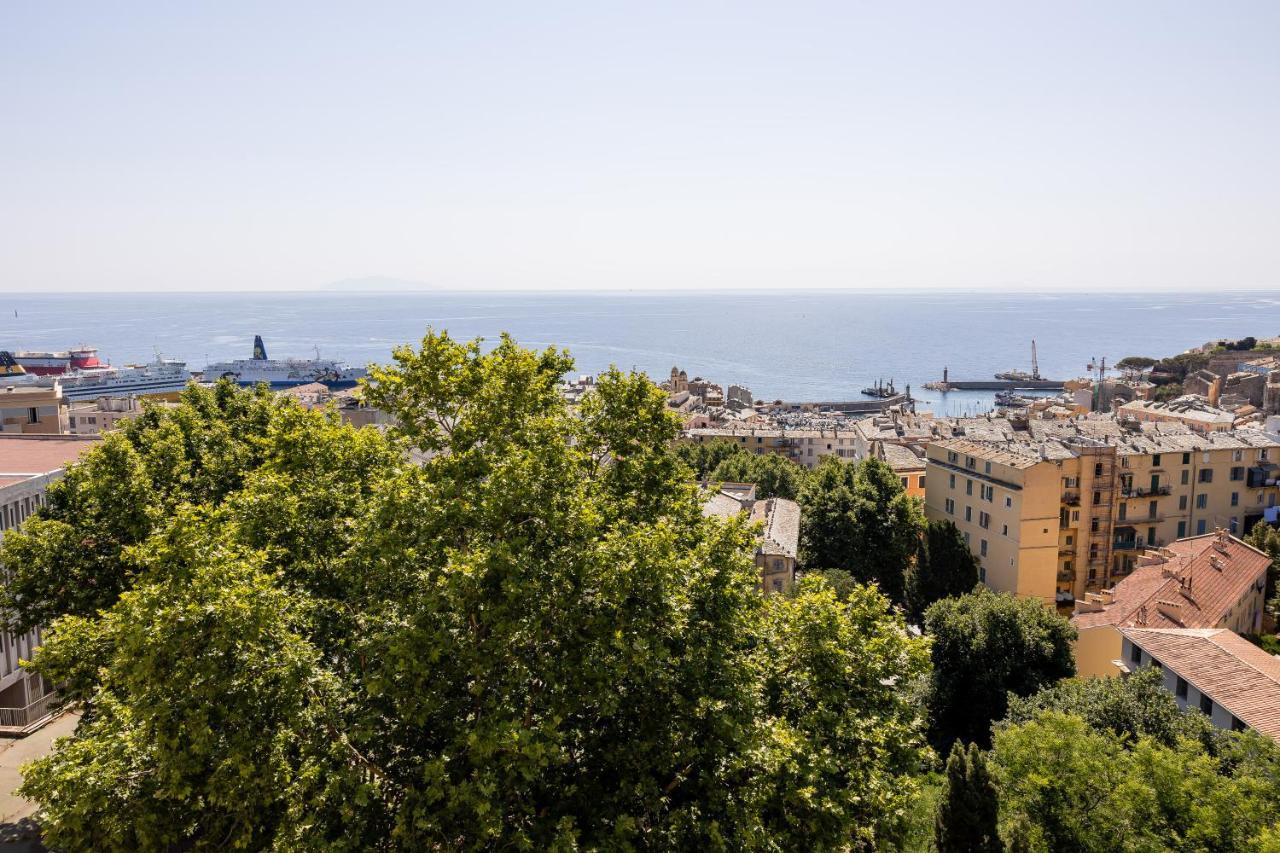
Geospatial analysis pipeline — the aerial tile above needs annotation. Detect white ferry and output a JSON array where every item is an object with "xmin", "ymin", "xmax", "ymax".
[
  {"xmin": 36, "ymin": 358, "xmax": 194, "ymax": 401},
  {"xmin": 204, "ymin": 336, "xmax": 366, "ymax": 389}
]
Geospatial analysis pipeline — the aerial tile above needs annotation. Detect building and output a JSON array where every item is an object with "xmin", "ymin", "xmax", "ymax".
[
  {"xmin": 924, "ymin": 422, "xmax": 1280, "ymax": 605},
  {"xmin": 1118, "ymin": 396, "xmax": 1235, "ymax": 434},
  {"xmin": 0, "ymin": 435, "xmax": 100, "ymax": 731},
  {"xmin": 684, "ymin": 426, "xmax": 862, "ymax": 468},
  {"xmin": 875, "ymin": 441, "xmax": 927, "ymax": 499},
  {"xmin": 0, "ymin": 384, "xmax": 68, "ymax": 435},
  {"xmin": 701, "ymin": 483, "xmax": 800, "ymax": 594},
  {"xmin": 1119, "ymin": 627, "xmax": 1280, "ymax": 742},
  {"xmin": 1071, "ymin": 531, "xmax": 1269, "ymax": 677},
  {"xmin": 67, "ymin": 395, "xmax": 149, "ymax": 434}
]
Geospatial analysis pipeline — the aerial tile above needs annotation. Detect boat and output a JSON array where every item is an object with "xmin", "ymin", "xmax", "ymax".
[
  {"xmin": 994, "ymin": 389, "xmax": 1032, "ymax": 408},
  {"xmin": 0, "ymin": 351, "xmax": 40, "ymax": 386},
  {"xmin": 204, "ymin": 336, "xmax": 366, "ymax": 389},
  {"xmin": 860, "ymin": 378, "xmax": 897, "ymax": 398},
  {"xmin": 994, "ymin": 340, "xmax": 1042, "ymax": 382},
  {"xmin": 35, "ymin": 357, "xmax": 194, "ymax": 401},
  {"xmin": 13, "ymin": 345, "xmax": 106, "ymax": 376}
]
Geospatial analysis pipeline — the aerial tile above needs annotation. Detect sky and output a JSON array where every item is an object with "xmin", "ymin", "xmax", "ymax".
[{"xmin": 2, "ymin": 2, "xmax": 1278, "ymax": 293}]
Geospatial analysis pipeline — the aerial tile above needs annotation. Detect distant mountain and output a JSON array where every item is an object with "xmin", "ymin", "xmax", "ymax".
[{"xmin": 319, "ymin": 276, "xmax": 437, "ymax": 292}]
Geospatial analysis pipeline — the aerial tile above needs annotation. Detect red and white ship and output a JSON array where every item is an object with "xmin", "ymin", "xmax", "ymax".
[{"xmin": 12, "ymin": 346, "xmax": 106, "ymax": 376}]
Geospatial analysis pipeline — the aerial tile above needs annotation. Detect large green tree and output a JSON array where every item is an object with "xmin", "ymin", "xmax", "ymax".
[
  {"xmin": 905, "ymin": 520, "xmax": 981, "ymax": 623},
  {"xmin": 924, "ymin": 587, "xmax": 1076, "ymax": 749},
  {"xmin": 674, "ymin": 438, "xmax": 746, "ymax": 479},
  {"xmin": 935, "ymin": 741, "xmax": 1000, "ymax": 853},
  {"xmin": 797, "ymin": 457, "xmax": 924, "ymax": 604},
  {"xmin": 709, "ymin": 451, "xmax": 806, "ymax": 499},
  {"xmin": 15, "ymin": 332, "xmax": 931, "ymax": 851}
]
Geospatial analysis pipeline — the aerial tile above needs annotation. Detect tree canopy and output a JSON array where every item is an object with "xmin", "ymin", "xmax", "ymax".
[
  {"xmin": 924, "ymin": 587, "xmax": 1076, "ymax": 749},
  {"xmin": 12, "ymin": 332, "xmax": 932, "ymax": 851},
  {"xmin": 905, "ymin": 520, "xmax": 980, "ymax": 624},
  {"xmin": 709, "ymin": 451, "xmax": 807, "ymax": 500},
  {"xmin": 674, "ymin": 438, "xmax": 746, "ymax": 479}
]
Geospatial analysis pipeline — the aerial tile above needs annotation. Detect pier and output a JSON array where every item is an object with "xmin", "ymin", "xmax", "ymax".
[
  {"xmin": 934, "ymin": 379, "xmax": 1065, "ymax": 391},
  {"xmin": 772, "ymin": 394, "xmax": 912, "ymax": 414}
]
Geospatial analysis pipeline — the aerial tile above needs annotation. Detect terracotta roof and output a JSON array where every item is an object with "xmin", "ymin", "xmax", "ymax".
[
  {"xmin": 1120, "ymin": 628, "xmax": 1280, "ymax": 740},
  {"xmin": 0, "ymin": 435, "xmax": 99, "ymax": 478},
  {"xmin": 1072, "ymin": 533, "xmax": 1270, "ymax": 630}
]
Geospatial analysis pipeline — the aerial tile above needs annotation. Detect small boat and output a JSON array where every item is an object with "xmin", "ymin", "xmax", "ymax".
[
  {"xmin": 860, "ymin": 378, "xmax": 897, "ymax": 398},
  {"xmin": 994, "ymin": 389, "xmax": 1032, "ymax": 408}
]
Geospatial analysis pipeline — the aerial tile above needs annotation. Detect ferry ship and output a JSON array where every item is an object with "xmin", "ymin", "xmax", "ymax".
[
  {"xmin": 13, "ymin": 346, "xmax": 106, "ymax": 376},
  {"xmin": 35, "ymin": 357, "xmax": 194, "ymax": 401},
  {"xmin": 0, "ymin": 351, "xmax": 39, "ymax": 386},
  {"xmin": 204, "ymin": 336, "xmax": 366, "ymax": 389}
]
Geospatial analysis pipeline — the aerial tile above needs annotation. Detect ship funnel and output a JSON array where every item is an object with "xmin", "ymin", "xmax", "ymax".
[{"xmin": 253, "ymin": 335, "xmax": 268, "ymax": 360}]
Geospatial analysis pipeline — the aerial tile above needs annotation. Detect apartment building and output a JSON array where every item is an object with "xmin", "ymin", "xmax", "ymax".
[
  {"xmin": 684, "ymin": 426, "xmax": 860, "ymax": 468},
  {"xmin": 875, "ymin": 441, "xmax": 926, "ymax": 499},
  {"xmin": 1071, "ymin": 531, "xmax": 1269, "ymax": 677},
  {"xmin": 67, "ymin": 395, "xmax": 149, "ymax": 434},
  {"xmin": 0, "ymin": 384, "xmax": 68, "ymax": 434},
  {"xmin": 924, "ymin": 421, "xmax": 1280, "ymax": 605},
  {"xmin": 0, "ymin": 434, "xmax": 99, "ymax": 731}
]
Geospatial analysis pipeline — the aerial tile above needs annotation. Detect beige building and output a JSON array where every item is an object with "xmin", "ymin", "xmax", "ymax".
[
  {"xmin": 685, "ymin": 426, "xmax": 861, "ymax": 468},
  {"xmin": 1120, "ymin": 628, "xmax": 1280, "ymax": 742},
  {"xmin": 1071, "ymin": 531, "xmax": 1269, "ymax": 677},
  {"xmin": 1118, "ymin": 396, "xmax": 1235, "ymax": 433},
  {"xmin": 0, "ymin": 384, "xmax": 68, "ymax": 434},
  {"xmin": 924, "ymin": 421, "xmax": 1280, "ymax": 605},
  {"xmin": 0, "ymin": 435, "xmax": 100, "ymax": 731},
  {"xmin": 875, "ymin": 441, "xmax": 926, "ymax": 499},
  {"xmin": 67, "ymin": 396, "xmax": 149, "ymax": 434},
  {"xmin": 702, "ymin": 483, "xmax": 800, "ymax": 594}
]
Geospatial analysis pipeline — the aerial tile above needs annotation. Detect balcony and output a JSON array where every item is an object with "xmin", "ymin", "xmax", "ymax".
[
  {"xmin": 0, "ymin": 691, "xmax": 59, "ymax": 734},
  {"xmin": 1120, "ymin": 485, "xmax": 1172, "ymax": 498},
  {"xmin": 1062, "ymin": 491, "xmax": 1080, "ymax": 506}
]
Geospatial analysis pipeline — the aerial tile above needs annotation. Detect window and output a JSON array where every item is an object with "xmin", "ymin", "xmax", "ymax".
[
  {"xmin": 1197, "ymin": 519, "xmax": 1207, "ymax": 535},
  {"xmin": 965, "ymin": 506, "xmax": 972, "ymax": 522},
  {"xmin": 981, "ymin": 484, "xmax": 994, "ymax": 502},
  {"xmin": 1066, "ymin": 535, "xmax": 1074, "ymax": 545},
  {"xmin": 918, "ymin": 475, "xmax": 925, "ymax": 489},
  {"xmin": 1091, "ymin": 517, "xmax": 1100, "ymax": 533},
  {"xmin": 979, "ymin": 511, "xmax": 990, "ymax": 529},
  {"xmin": 1177, "ymin": 521, "xmax": 1187, "ymax": 538},
  {"xmin": 949, "ymin": 473, "xmax": 956, "ymax": 489},
  {"xmin": 1196, "ymin": 494, "xmax": 1207, "ymax": 510},
  {"xmin": 1130, "ymin": 644, "xmax": 1142, "ymax": 664},
  {"xmin": 966, "ymin": 456, "xmax": 975, "ymax": 470},
  {"xmin": 1182, "ymin": 452, "xmax": 1191, "ymax": 465},
  {"xmin": 1002, "ymin": 524, "xmax": 1008, "ymax": 536},
  {"xmin": 1147, "ymin": 527, "xmax": 1157, "ymax": 546},
  {"xmin": 1071, "ymin": 510, "xmax": 1080, "ymax": 522},
  {"xmin": 978, "ymin": 566, "xmax": 985, "ymax": 582},
  {"xmin": 1093, "ymin": 491, "xmax": 1102, "ymax": 505},
  {"xmin": 1152, "ymin": 454, "xmax": 1162, "ymax": 467},
  {"xmin": 1262, "ymin": 449, "xmax": 1270, "ymax": 461},
  {"xmin": 756, "ymin": 437, "xmax": 762, "ymax": 444},
  {"xmin": 1231, "ymin": 492, "xmax": 1239, "ymax": 507},
  {"xmin": 1198, "ymin": 469, "xmax": 1213, "ymax": 484},
  {"xmin": 1148, "ymin": 500, "xmax": 1158, "ymax": 519},
  {"xmin": 1231, "ymin": 466, "xmax": 1245, "ymax": 481},
  {"xmin": 1179, "ymin": 495, "xmax": 1188, "ymax": 510},
  {"xmin": 1005, "ymin": 496, "xmax": 1013, "ymax": 508},
  {"xmin": 1176, "ymin": 677, "xmax": 1188, "ymax": 698},
  {"xmin": 1095, "ymin": 463, "xmax": 1103, "ymax": 476},
  {"xmin": 1230, "ymin": 517, "xmax": 1238, "ymax": 534},
  {"xmin": 1200, "ymin": 694, "xmax": 1213, "ymax": 716},
  {"xmin": 1234, "ymin": 449, "xmax": 1244, "ymax": 462},
  {"xmin": 900, "ymin": 477, "xmax": 908, "ymax": 488},
  {"xmin": 1065, "ymin": 476, "xmax": 1078, "ymax": 488},
  {"xmin": 1118, "ymin": 503, "xmax": 1127, "ymax": 521},
  {"xmin": 966, "ymin": 480, "xmax": 973, "ymax": 496},
  {"xmin": 984, "ymin": 461, "xmax": 991, "ymax": 474},
  {"xmin": 1181, "ymin": 470, "xmax": 1190, "ymax": 485},
  {"xmin": 944, "ymin": 498, "xmax": 955, "ymax": 514},
  {"xmin": 947, "ymin": 451, "xmax": 958, "ymax": 463},
  {"xmin": 980, "ymin": 539, "xmax": 988, "ymax": 557}
]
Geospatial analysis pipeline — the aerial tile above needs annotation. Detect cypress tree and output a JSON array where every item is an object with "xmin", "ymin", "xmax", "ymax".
[{"xmin": 935, "ymin": 741, "xmax": 1001, "ymax": 853}]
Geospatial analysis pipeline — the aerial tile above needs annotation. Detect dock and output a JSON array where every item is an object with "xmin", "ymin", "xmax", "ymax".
[
  {"xmin": 772, "ymin": 394, "xmax": 912, "ymax": 414},
  {"xmin": 932, "ymin": 379, "xmax": 1065, "ymax": 391}
]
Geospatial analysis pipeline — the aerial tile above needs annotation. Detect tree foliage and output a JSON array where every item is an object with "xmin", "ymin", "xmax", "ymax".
[
  {"xmin": 905, "ymin": 520, "xmax": 980, "ymax": 624},
  {"xmin": 991, "ymin": 712, "xmax": 1280, "ymax": 852},
  {"xmin": 1247, "ymin": 522, "xmax": 1280, "ymax": 620},
  {"xmin": 709, "ymin": 452, "xmax": 806, "ymax": 500},
  {"xmin": 16, "ymin": 331, "xmax": 931, "ymax": 851},
  {"xmin": 797, "ymin": 457, "xmax": 923, "ymax": 604},
  {"xmin": 924, "ymin": 587, "xmax": 1075, "ymax": 749},
  {"xmin": 1115, "ymin": 356, "xmax": 1157, "ymax": 373},
  {"xmin": 674, "ymin": 438, "xmax": 746, "ymax": 479},
  {"xmin": 935, "ymin": 741, "xmax": 1000, "ymax": 853}
]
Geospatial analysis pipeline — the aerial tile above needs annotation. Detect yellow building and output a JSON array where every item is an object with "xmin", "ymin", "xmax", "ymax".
[
  {"xmin": 876, "ymin": 441, "xmax": 927, "ymax": 499},
  {"xmin": 701, "ymin": 482, "xmax": 800, "ymax": 594},
  {"xmin": 924, "ymin": 423, "xmax": 1280, "ymax": 606},
  {"xmin": 0, "ymin": 384, "xmax": 68, "ymax": 434}
]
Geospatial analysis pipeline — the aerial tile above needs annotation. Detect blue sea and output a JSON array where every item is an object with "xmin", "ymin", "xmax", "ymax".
[{"xmin": 3, "ymin": 291, "xmax": 1278, "ymax": 416}]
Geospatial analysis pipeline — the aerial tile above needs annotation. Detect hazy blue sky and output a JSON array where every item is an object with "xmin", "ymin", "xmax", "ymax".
[{"xmin": 3, "ymin": 2, "xmax": 1278, "ymax": 292}]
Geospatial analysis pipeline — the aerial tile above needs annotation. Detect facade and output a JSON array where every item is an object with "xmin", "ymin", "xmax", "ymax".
[
  {"xmin": 875, "ymin": 441, "xmax": 926, "ymax": 499},
  {"xmin": 0, "ymin": 435, "xmax": 100, "ymax": 730},
  {"xmin": 684, "ymin": 426, "xmax": 861, "ymax": 468},
  {"xmin": 0, "ymin": 385, "xmax": 68, "ymax": 434},
  {"xmin": 67, "ymin": 395, "xmax": 147, "ymax": 435},
  {"xmin": 924, "ymin": 422, "xmax": 1280, "ymax": 605},
  {"xmin": 1071, "ymin": 531, "xmax": 1269, "ymax": 677},
  {"xmin": 1118, "ymin": 396, "xmax": 1235, "ymax": 433},
  {"xmin": 1120, "ymin": 627, "xmax": 1280, "ymax": 742},
  {"xmin": 701, "ymin": 483, "xmax": 800, "ymax": 594}
]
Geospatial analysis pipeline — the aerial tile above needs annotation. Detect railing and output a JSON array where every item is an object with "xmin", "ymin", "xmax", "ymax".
[
  {"xmin": 0, "ymin": 692, "xmax": 58, "ymax": 729},
  {"xmin": 1062, "ymin": 492, "xmax": 1080, "ymax": 506},
  {"xmin": 1120, "ymin": 485, "xmax": 1172, "ymax": 498}
]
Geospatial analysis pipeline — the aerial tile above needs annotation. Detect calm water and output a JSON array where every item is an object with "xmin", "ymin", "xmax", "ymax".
[{"xmin": 3, "ymin": 291, "xmax": 1278, "ymax": 416}]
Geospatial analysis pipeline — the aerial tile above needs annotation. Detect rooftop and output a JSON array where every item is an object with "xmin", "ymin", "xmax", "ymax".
[
  {"xmin": 1072, "ymin": 532, "xmax": 1271, "ymax": 631},
  {"xmin": 1120, "ymin": 627, "xmax": 1280, "ymax": 740}
]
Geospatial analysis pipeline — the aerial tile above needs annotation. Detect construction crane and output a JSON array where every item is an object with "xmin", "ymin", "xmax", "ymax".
[{"xmin": 1031, "ymin": 340, "xmax": 1040, "ymax": 380}]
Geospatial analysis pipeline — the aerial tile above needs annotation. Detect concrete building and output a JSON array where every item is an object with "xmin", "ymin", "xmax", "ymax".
[
  {"xmin": 684, "ymin": 426, "xmax": 862, "ymax": 468},
  {"xmin": 1119, "ymin": 627, "xmax": 1280, "ymax": 742},
  {"xmin": 701, "ymin": 483, "xmax": 800, "ymax": 594},
  {"xmin": 1071, "ymin": 531, "xmax": 1269, "ymax": 677},
  {"xmin": 0, "ymin": 435, "xmax": 99, "ymax": 731},
  {"xmin": 0, "ymin": 385, "xmax": 68, "ymax": 435},
  {"xmin": 67, "ymin": 396, "xmax": 148, "ymax": 434},
  {"xmin": 924, "ymin": 422, "xmax": 1280, "ymax": 605}
]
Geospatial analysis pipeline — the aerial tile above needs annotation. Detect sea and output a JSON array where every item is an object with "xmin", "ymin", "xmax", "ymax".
[{"xmin": 4, "ymin": 290, "xmax": 1279, "ymax": 417}]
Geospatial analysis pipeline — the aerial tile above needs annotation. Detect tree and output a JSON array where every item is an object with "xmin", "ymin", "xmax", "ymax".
[
  {"xmin": 1247, "ymin": 522, "xmax": 1280, "ymax": 623},
  {"xmin": 1153, "ymin": 382, "xmax": 1184, "ymax": 401},
  {"xmin": 1115, "ymin": 356, "xmax": 1157, "ymax": 373},
  {"xmin": 802, "ymin": 568, "xmax": 858, "ymax": 602},
  {"xmin": 925, "ymin": 587, "xmax": 1075, "ymax": 749},
  {"xmin": 906, "ymin": 520, "xmax": 980, "ymax": 623},
  {"xmin": 709, "ymin": 451, "xmax": 806, "ymax": 499},
  {"xmin": 797, "ymin": 457, "xmax": 924, "ymax": 605},
  {"xmin": 18, "ymin": 331, "xmax": 932, "ymax": 850},
  {"xmin": 1003, "ymin": 664, "xmax": 1217, "ymax": 751},
  {"xmin": 674, "ymin": 438, "xmax": 744, "ymax": 479},
  {"xmin": 935, "ymin": 741, "xmax": 1000, "ymax": 853},
  {"xmin": 990, "ymin": 712, "xmax": 1280, "ymax": 852}
]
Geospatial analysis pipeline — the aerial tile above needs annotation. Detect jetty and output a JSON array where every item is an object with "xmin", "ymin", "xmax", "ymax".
[{"xmin": 924, "ymin": 367, "xmax": 1064, "ymax": 392}]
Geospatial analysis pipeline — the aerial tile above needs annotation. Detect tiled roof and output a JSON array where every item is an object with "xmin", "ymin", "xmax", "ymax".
[
  {"xmin": 879, "ymin": 442, "xmax": 926, "ymax": 472},
  {"xmin": 1120, "ymin": 628, "xmax": 1280, "ymax": 740},
  {"xmin": 1072, "ymin": 533, "xmax": 1270, "ymax": 630},
  {"xmin": 751, "ymin": 498, "xmax": 800, "ymax": 559}
]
